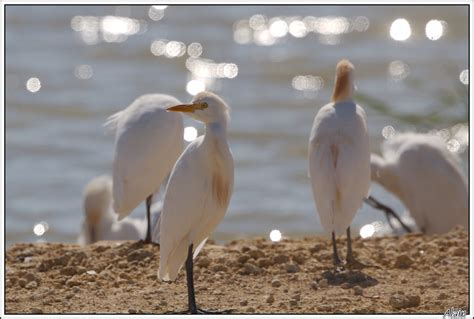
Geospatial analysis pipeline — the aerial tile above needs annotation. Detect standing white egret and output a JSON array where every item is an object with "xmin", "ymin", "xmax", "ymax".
[
  {"xmin": 78, "ymin": 175, "xmax": 162, "ymax": 245},
  {"xmin": 104, "ymin": 94, "xmax": 184, "ymax": 243},
  {"xmin": 308, "ymin": 59, "xmax": 370, "ymax": 268},
  {"xmin": 369, "ymin": 132, "xmax": 468, "ymax": 234},
  {"xmin": 155, "ymin": 91, "xmax": 233, "ymax": 314}
]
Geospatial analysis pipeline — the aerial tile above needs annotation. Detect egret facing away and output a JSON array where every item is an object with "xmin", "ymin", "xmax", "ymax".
[
  {"xmin": 369, "ymin": 133, "xmax": 468, "ymax": 234},
  {"xmin": 104, "ymin": 94, "xmax": 184, "ymax": 243},
  {"xmin": 155, "ymin": 91, "xmax": 234, "ymax": 314},
  {"xmin": 78, "ymin": 175, "xmax": 162, "ymax": 245},
  {"xmin": 308, "ymin": 59, "xmax": 370, "ymax": 269}
]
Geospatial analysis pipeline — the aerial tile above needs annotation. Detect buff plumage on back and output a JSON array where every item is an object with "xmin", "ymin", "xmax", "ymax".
[{"xmin": 332, "ymin": 59, "xmax": 355, "ymax": 103}]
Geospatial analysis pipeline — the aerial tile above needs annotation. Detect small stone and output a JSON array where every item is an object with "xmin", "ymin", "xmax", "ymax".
[
  {"xmin": 240, "ymin": 300, "xmax": 248, "ymax": 306},
  {"xmin": 309, "ymin": 243, "xmax": 324, "ymax": 254},
  {"xmin": 23, "ymin": 272, "xmax": 39, "ymax": 283},
  {"xmin": 128, "ymin": 308, "xmax": 137, "ymax": 314},
  {"xmin": 285, "ymin": 263, "xmax": 300, "ymax": 273},
  {"xmin": 401, "ymin": 278, "xmax": 408, "ymax": 284},
  {"xmin": 241, "ymin": 246, "xmax": 250, "ymax": 253},
  {"xmin": 271, "ymin": 279, "xmax": 281, "ymax": 287},
  {"xmin": 25, "ymin": 281, "xmax": 38, "ymax": 289},
  {"xmin": 60, "ymin": 266, "xmax": 77, "ymax": 276},
  {"xmin": 160, "ymin": 300, "xmax": 168, "ymax": 306},
  {"xmin": 353, "ymin": 286, "xmax": 363, "ymax": 296},
  {"xmin": 292, "ymin": 293, "xmax": 301, "ymax": 301},
  {"xmin": 289, "ymin": 299, "xmax": 298, "ymax": 306},
  {"xmin": 237, "ymin": 255, "xmax": 250, "ymax": 264},
  {"xmin": 65, "ymin": 293, "xmax": 74, "ymax": 299},
  {"xmin": 211, "ymin": 264, "xmax": 228, "ymax": 272},
  {"xmin": 31, "ymin": 307, "xmax": 43, "ymax": 314},
  {"xmin": 292, "ymin": 253, "xmax": 306, "ymax": 264},
  {"xmin": 319, "ymin": 279, "xmax": 328, "ymax": 288},
  {"xmin": 72, "ymin": 286, "xmax": 80, "ymax": 293},
  {"xmin": 196, "ymin": 256, "xmax": 212, "ymax": 268},
  {"xmin": 246, "ymin": 306, "xmax": 255, "ymax": 312},
  {"xmin": 241, "ymin": 262, "xmax": 262, "ymax": 275},
  {"xmin": 272, "ymin": 254, "xmax": 289, "ymax": 265},
  {"xmin": 118, "ymin": 261, "xmax": 128, "ymax": 269},
  {"xmin": 257, "ymin": 258, "xmax": 272, "ymax": 268},
  {"xmin": 394, "ymin": 255, "xmax": 414, "ymax": 269},
  {"xmin": 389, "ymin": 294, "xmax": 421, "ymax": 309},
  {"xmin": 127, "ymin": 249, "xmax": 153, "ymax": 261},
  {"xmin": 248, "ymin": 249, "xmax": 265, "ymax": 259},
  {"xmin": 310, "ymin": 281, "xmax": 319, "ymax": 290},
  {"xmin": 341, "ymin": 282, "xmax": 351, "ymax": 289},
  {"xmin": 265, "ymin": 294, "xmax": 275, "ymax": 304},
  {"xmin": 451, "ymin": 247, "xmax": 467, "ymax": 257},
  {"xmin": 18, "ymin": 278, "xmax": 27, "ymax": 288},
  {"xmin": 437, "ymin": 292, "xmax": 448, "ymax": 300},
  {"xmin": 66, "ymin": 277, "xmax": 81, "ymax": 287}
]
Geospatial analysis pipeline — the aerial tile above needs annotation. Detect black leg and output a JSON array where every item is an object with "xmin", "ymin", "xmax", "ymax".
[
  {"xmin": 186, "ymin": 244, "xmax": 198, "ymax": 314},
  {"xmin": 89, "ymin": 225, "xmax": 96, "ymax": 244},
  {"xmin": 364, "ymin": 196, "xmax": 413, "ymax": 233},
  {"xmin": 345, "ymin": 226, "xmax": 375, "ymax": 270},
  {"xmin": 145, "ymin": 194, "xmax": 153, "ymax": 243},
  {"xmin": 332, "ymin": 231, "xmax": 342, "ymax": 268},
  {"xmin": 346, "ymin": 227, "xmax": 353, "ymax": 261}
]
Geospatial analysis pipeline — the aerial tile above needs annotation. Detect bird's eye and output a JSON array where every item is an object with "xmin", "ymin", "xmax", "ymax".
[{"xmin": 201, "ymin": 102, "xmax": 208, "ymax": 109}]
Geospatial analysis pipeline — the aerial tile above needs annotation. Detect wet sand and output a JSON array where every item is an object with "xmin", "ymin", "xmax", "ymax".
[{"xmin": 5, "ymin": 227, "xmax": 468, "ymax": 314}]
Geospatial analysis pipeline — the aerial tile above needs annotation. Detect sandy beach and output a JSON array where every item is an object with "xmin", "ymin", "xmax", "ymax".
[{"xmin": 5, "ymin": 227, "xmax": 468, "ymax": 314}]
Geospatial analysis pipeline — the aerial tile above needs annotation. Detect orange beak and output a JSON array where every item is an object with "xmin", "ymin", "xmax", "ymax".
[{"xmin": 167, "ymin": 102, "xmax": 208, "ymax": 113}]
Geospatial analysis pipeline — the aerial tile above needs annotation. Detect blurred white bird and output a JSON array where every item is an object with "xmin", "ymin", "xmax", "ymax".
[
  {"xmin": 104, "ymin": 94, "xmax": 184, "ymax": 243},
  {"xmin": 155, "ymin": 91, "xmax": 233, "ymax": 314},
  {"xmin": 369, "ymin": 132, "xmax": 468, "ymax": 234},
  {"xmin": 78, "ymin": 175, "xmax": 163, "ymax": 245},
  {"xmin": 308, "ymin": 59, "xmax": 370, "ymax": 268}
]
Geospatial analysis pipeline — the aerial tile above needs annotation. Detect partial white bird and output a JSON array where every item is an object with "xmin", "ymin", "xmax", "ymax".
[
  {"xmin": 308, "ymin": 59, "xmax": 370, "ymax": 268},
  {"xmin": 155, "ymin": 91, "xmax": 233, "ymax": 314},
  {"xmin": 78, "ymin": 175, "xmax": 163, "ymax": 245},
  {"xmin": 369, "ymin": 132, "xmax": 468, "ymax": 234},
  {"xmin": 104, "ymin": 94, "xmax": 184, "ymax": 243}
]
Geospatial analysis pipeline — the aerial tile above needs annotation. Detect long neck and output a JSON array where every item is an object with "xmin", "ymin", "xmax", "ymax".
[
  {"xmin": 332, "ymin": 72, "xmax": 353, "ymax": 103},
  {"xmin": 371, "ymin": 155, "xmax": 400, "ymax": 197},
  {"xmin": 205, "ymin": 121, "xmax": 228, "ymax": 145}
]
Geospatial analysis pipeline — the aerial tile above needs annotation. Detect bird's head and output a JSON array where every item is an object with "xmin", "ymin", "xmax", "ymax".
[
  {"xmin": 332, "ymin": 59, "xmax": 355, "ymax": 103},
  {"xmin": 167, "ymin": 91, "xmax": 230, "ymax": 125}
]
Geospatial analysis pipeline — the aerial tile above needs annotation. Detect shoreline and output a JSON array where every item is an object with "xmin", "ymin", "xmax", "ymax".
[{"xmin": 5, "ymin": 227, "xmax": 468, "ymax": 314}]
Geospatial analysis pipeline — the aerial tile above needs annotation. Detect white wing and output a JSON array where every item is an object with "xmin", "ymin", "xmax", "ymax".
[
  {"xmin": 157, "ymin": 135, "xmax": 233, "ymax": 281},
  {"xmin": 309, "ymin": 102, "xmax": 370, "ymax": 234},
  {"xmin": 156, "ymin": 137, "xmax": 208, "ymax": 281},
  {"xmin": 109, "ymin": 94, "xmax": 184, "ymax": 217}
]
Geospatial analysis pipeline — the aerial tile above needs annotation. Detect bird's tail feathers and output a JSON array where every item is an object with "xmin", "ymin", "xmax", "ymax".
[
  {"xmin": 158, "ymin": 238, "xmax": 188, "ymax": 282},
  {"xmin": 193, "ymin": 238, "xmax": 208, "ymax": 259}
]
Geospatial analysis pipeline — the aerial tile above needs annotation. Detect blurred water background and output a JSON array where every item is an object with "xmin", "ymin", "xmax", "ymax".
[{"xmin": 5, "ymin": 5, "xmax": 469, "ymax": 246}]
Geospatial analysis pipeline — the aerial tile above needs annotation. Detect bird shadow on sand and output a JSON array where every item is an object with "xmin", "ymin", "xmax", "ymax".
[{"xmin": 321, "ymin": 269, "xmax": 378, "ymax": 288}]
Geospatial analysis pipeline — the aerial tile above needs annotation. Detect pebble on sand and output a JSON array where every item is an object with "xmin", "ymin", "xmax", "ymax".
[{"xmin": 389, "ymin": 293, "xmax": 421, "ymax": 309}]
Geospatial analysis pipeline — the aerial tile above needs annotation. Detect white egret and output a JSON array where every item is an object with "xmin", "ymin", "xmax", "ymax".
[
  {"xmin": 104, "ymin": 94, "xmax": 184, "ymax": 243},
  {"xmin": 155, "ymin": 91, "xmax": 234, "ymax": 314},
  {"xmin": 308, "ymin": 59, "xmax": 370, "ymax": 268},
  {"xmin": 78, "ymin": 175, "xmax": 163, "ymax": 245},
  {"xmin": 369, "ymin": 133, "xmax": 468, "ymax": 234}
]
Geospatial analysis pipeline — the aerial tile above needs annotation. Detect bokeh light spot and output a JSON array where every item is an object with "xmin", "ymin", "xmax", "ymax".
[
  {"xmin": 390, "ymin": 18, "xmax": 411, "ymax": 41},
  {"xmin": 26, "ymin": 77, "xmax": 41, "ymax": 93},
  {"xmin": 269, "ymin": 229, "xmax": 282, "ymax": 242},
  {"xmin": 184, "ymin": 126, "xmax": 198, "ymax": 142},
  {"xmin": 360, "ymin": 224, "xmax": 375, "ymax": 239}
]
